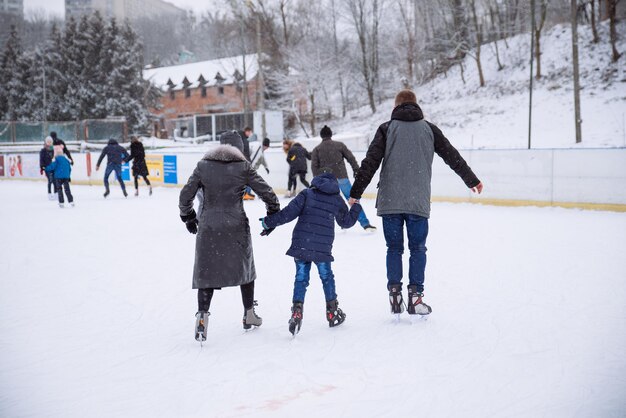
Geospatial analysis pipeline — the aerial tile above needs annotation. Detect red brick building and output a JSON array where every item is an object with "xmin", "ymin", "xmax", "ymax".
[{"xmin": 143, "ymin": 54, "xmax": 259, "ymax": 123}]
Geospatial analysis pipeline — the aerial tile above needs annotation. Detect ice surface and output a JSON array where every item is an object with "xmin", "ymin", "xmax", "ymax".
[{"xmin": 1, "ymin": 181, "xmax": 625, "ymax": 417}]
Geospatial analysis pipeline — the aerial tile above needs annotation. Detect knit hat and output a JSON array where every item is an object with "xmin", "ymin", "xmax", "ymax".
[
  {"xmin": 50, "ymin": 131, "xmax": 58, "ymax": 139},
  {"xmin": 219, "ymin": 130, "xmax": 244, "ymax": 153},
  {"xmin": 320, "ymin": 125, "xmax": 332, "ymax": 139},
  {"xmin": 262, "ymin": 137, "xmax": 270, "ymax": 147}
]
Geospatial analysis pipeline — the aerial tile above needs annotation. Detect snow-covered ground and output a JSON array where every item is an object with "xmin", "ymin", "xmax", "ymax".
[
  {"xmin": 1, "ymin": 181, "xmax": 625, "ymax": 417},
  {"xmin": 325, "ymin": 21, "xmax": 626, "ymax": 150}
]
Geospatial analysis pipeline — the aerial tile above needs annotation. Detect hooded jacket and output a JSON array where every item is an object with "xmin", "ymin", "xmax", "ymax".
[
  {"xmin": 179, "ymin": 144, "xmax": 280, "ymax": 289},
  {"xmin": 350, "ymin": 102, "xmax": 480, "ymax": 218},
  {"xmin": 45, "ymin": 155, "xmax": 72, "ymax": 179},
  {"xmin": 264, "ymin": 173, "xmax": 362, "ymax": 262},
  {"xmin": 97, "ymin": 139, "xmax": 129, "ymax": 166}
]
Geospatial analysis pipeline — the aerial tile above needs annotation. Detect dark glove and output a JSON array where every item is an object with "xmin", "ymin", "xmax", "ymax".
[
  {"xmin": 265, "ymin": 167, "xmax": 270, "ymax": 174},
  {"xmin": 70, "ymin": 160, "xmax": 74, "ymax": 166},
  {"xmin": 40, "ymin": 168, "xmax": 44, "ymax": 175},
  {"xmin": 259, "ymin": 217, "xmax": 275, "ymax": 236},
  {"xmin": 181, "ymin": 210, "xmax": 199, "ymax": 235}
]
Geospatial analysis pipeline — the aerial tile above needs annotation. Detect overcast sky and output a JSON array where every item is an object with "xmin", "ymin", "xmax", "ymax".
[{"xmin": 24, "ymin": 0, "xmax": 213, "ymax": 18}]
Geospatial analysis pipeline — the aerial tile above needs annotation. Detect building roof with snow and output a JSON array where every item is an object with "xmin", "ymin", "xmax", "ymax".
[{"xmin": 143, "ymin": 54, "xmax": 258, "ymax": 91}]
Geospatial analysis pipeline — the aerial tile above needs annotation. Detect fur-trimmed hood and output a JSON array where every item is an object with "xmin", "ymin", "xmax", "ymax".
[{"xmin": 203, "ymin": 144, "xmax": 247, "ymax": 162}]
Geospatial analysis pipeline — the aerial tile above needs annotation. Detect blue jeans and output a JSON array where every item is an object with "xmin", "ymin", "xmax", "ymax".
[
  {"xmin": 382, "ymin": 214, "xmax": 429, "ymax": 293},
  {"xmin": 104, "ymin": 163, "xmax": 126, "ymax": 192},
  {"xmin": 293, "ymin": 259, "xmax": 336, "ymax": 303},
  {"xmin": 337, "ymin": 178, "xmax": 370, "ymax": 228}
]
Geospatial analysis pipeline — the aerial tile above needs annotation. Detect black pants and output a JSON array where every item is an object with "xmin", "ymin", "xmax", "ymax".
[
  {"xmin": 55, "ymin": 178, "xmax": 73, "ymax": 204},
  {"xmin": 45, "ymin": 171, "xmax": 56, "ymax": 193},
  {"xmin": 197, "ymin": 281, "xmax": 255, "ymax": 312},
  {"xmin": 288, "ymin": 171, "xmax": 309, "ymax": 191},
  {"xmin": 133, "ymin": 174, "xmax": 151, "ymax": 190}
]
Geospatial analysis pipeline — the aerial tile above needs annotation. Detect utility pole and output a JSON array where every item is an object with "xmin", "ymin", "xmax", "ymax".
[
  {"xmin": 255, "ymin": 6, "xmax": 266, "ymax": 139},
  {"xmin": 528, "ymin": 0, "xmax": 535, "ymax": 149},
  {"xmin": 240, "ymin": 15, "xmax": 250, "ymax": 128},
  {"xmin": 571, "ymin": 0, "xmax": 582, "ymax": 143}
]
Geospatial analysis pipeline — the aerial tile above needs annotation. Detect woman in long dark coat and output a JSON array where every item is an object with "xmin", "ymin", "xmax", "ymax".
[
  {"xmin": 179, "ymin": 131, "xmax": 280, "ymax": 342},
  {"xmin": 124, "ymin": 136, "xmax": 151, "ymax": 196}
]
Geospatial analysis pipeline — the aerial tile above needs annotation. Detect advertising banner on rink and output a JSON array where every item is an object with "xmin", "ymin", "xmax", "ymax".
[
  {"xmin": 121, "ymin": 162, "xmax": 130, "ymax": 182},
  {"xmin": 4, "ymin": 154, "xmax": 41, "ymax": 178},
  {"xmin": 163, "ymin": 155, "xmax": 177, "ymax": 184},
  {"xmin": 146, "ymin": 155, "xmax": 164, "ymax": 183}
]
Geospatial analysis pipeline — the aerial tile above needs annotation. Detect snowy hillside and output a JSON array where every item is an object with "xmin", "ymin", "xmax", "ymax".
[
  {"xmin": 327, "ymin": 21, "xmax": 626, "ymax": 149},
  {"xmin": 1, "ymin": 182, "xmax": 625, "ymax": 417}
]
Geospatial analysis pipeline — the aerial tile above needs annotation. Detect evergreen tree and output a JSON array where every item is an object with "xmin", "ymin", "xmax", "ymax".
[
  {"xmin": 0, "ymin": 26, "xmax": 24, "ymax": 120},
  {"xmin": 62, "ymin": 17, "xmax": 83, "ymax": 120},
  {"xmin": 45, "ymin": 23, "xmax": 68, "ymax": 121}
]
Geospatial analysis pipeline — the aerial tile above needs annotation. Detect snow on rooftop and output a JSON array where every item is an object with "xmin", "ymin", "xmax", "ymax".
[{"xmin": 143, "ymin": 53, "xmax": 258, "ymax": 91}]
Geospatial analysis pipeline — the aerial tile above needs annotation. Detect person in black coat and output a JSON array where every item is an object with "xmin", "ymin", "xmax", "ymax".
[
  {"xmin": 96, "ymin": 138, "xmax": 130, "ymax": 198},
  {"xmin": 260, "ymin": 172, "xmax": 362, "ymax": 335},
  {"xmin": 179, "ymin": 130, "xmax": 280, "ymax": 341},
  {"xmin": 39, "ymin": 136, "xmax": 56, "ymax": 198},
  {"xmin": 286, "ymin": 142, "xmax": 311, "ymax": 197},
  {"xmin": 49, "ymin": 131, "xmax": 74, "ymax": 165},
  {"xmin": 124, "ymin": 136, "xmax": 152, "ymax": 196}
]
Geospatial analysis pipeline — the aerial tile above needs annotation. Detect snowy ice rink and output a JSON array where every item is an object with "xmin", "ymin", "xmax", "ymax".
[{"xmin": 1, "ymin": 181, "xmax": 625, "ymax": 417}]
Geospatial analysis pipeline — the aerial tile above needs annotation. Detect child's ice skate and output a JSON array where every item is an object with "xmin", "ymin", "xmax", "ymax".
[
  {"xmin": 288, "ymin": 302, "xmax": 303, "ymax": 336},
  {"xmin": 388, "ymin": 284, "xmax": 405, "ymax": 320},
  {"xmin": 134, "ymin": 189, "xmax": 139, "ymax": 197},
  {"xmin": 407, "ymin": 285, "xmax": 431, "ymax": 319},
  {"xmin": 48, "ymin": 193, "xmax": 56, "ymax": 201},
  {"xmin": 195, "ymin": 311, "xmax": 209, "ymax": 343},
  {"xmin": 326, "ymin": 299, "xmax": 346, "ymax": 327},
  {"xmin": 58, "ymin": 203, "xmax": 64, "ymax": 208},
  {"xmin": 243, "ymin": 301, "xmax": 262, "ymax": 330}
]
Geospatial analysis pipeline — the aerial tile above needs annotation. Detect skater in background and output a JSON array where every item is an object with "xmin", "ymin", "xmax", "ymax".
[
  {"xmin": 95, "ymin": 138, "xmax": 129, "ymax": 198},
  {"xmin": 311, "ymin": 125, "xmax": 377, "ymax": 232},
  {"xmin": 260, "ymin": 172, "xmax": 362, "ymax": 336},
  {"xmin": 179, "ymin": 130, "xmax": 280, "ymax": 342},
  {"xmin": 251, "ymin": 137, "xmax": 271, "ymax": 175},
  {"xmin": 349, "ymin": 90, "xmax": 484, "ymax": 317},
  {"xmin": 286, "ymin": 141, "xmax": 311, "ymax": 198},
  {"xmin": 124, "ymin": 136, "xmax": 152, "ymax": 197},
  {"xmin": 45, "ymin": 145, "xmax": 74, "ymax": 208},
  {"xmin": 39, "ymin": 136, "xmax": 56, "ymax": 200},
  {"xmin": 242, "ymin": 127, "xmax": 259, "ymax": 200},
  {"xmin": 50, "ymin": 131, "xmax": 74, "ymax": 165}
]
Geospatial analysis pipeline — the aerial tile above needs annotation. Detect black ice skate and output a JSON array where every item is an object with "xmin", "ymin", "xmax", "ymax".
[
  {"xmin": 243, "ymin": 301, "xmax": 262, "ymax": 330},
  {"xmin": 407, "ymin": 285, "xmax": 432, "ymax": 316},
  {"xmin": 195, "ymin": 311, "xmax": 209, "ymax": 342},
  {"xmin": 326, "ymin": 299, "xmax": 346, "ymax": 327},
  {"xmin": 388, "ymin": 285, "xmax": 405, "ymax": 316},
  {"xmin": 288, "ymin": 302, "xmax": 303, "ymax": 336},
  {"xmin": 103, "ymin": 189, "xmax": 110, "ymax": 198}
]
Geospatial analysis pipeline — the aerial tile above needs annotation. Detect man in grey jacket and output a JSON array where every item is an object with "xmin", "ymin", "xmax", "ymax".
[
  {"xmin": 349, "ymin": 90, "xmax": 483, "ymax": 316},
  {"xmin": 311, "ymin": 125, "xmax": 376, "ymax": 231}
]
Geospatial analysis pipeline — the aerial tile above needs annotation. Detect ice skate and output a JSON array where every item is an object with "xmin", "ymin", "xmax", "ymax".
[
  {"xmin": 326, "ymin": 299, "xmax": 346, "ymax": 328},
  {"xmin": 123, "ymin": 189, "xmax": 128, "ymax": 198},
  {"xmin": 288, "ymin": 302, "xmax": 303, "ymax": 336},
  {"xmin": 149, "ymin": 186, "xmax": 153, "ymax": 196},
  {"xmin": 103, "ymin": 189, "xmax": 110, "ymax": 198},
  {"xmin": 243, "ymin": 192, "xmax": 256, "ymax": 201},
  {"xmin": 363, "ymin": 224, "xmax": 377, "ymax": 232},
  {"xmin": 243, "ymin": 301, "xmax": 262, "ymax": 330},
  {"xmin": 195, "ymin": 311, "xmax": 209, "ymax": 342},
  {"xmin": 407, "ymin": 285, "xmax": 431, "ymax": 317},
  {"xmin": 70, "ymin": 202, "xmax": 75, "ymax": 207},
  {"xmin": 388, "ymin": 285, "xmax": 405, "ymax": 319},
  {"xmin": 48, "ymin": 193, "xmax": 56, "ymax": 201},
  {"xmin": 58, "ymin": 203, "xmax": 65, "ymax": 208},
  {"xmin": 134, "ymin": 189, "xmax": 139, "ymax": 197}
]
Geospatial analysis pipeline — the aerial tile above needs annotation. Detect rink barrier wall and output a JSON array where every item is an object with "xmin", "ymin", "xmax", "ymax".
[{"xmin": 2, "ymin": 147, "xmax": 625, "ymax": 212}]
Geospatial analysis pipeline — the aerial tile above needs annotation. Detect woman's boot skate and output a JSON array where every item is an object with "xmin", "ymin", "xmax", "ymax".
[
  {"xmin": 243, "ymin": 301, "xmax": 262, "ymax": 330},
  {"xmin": 195, "ymin": 311, "xmax": 210, "ymax": 342}
]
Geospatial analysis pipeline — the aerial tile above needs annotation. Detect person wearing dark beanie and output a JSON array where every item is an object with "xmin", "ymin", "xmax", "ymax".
[{"xmin": 311, "ymin": 125, "xmax": 376, "ymax": 231}]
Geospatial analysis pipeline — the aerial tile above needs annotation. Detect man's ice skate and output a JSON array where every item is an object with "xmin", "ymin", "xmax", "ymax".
[
  {"xmin": 243, "ymin": 301, "xmax": 262, "ymax": 330},
  {"xmin": 388, "ymin": 285, "xmax": 405, "ymax": 320},
  {"xmin": 407, "ymin": 285, "xmax": 431, "ymax": 319},
  {"xmin": 103, "ymin": 189, "xmax": 110, "ymax": 198},
  {"xmin": 288, "ymin": 302, "xmax": 303, "ymax": 336},
  {"xmin": 195, "ymin": 311, "xmax": 209, "ymax": 343},
  {"xmin": 326, "ymin": 299, "xmax": 346, "ymax": 327}
]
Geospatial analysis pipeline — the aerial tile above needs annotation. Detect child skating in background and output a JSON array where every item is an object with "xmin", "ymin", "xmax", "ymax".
[
  {"xmin": 260, "ymin": 172, "xmax": 362, "ymax": 336},
  {"xmin": 46, "ymin": 145, "xmax": 74, "ymax": 208},
  {"xmin": 285, "ymin": 142, "xmax": 311, "ymax": 197}
]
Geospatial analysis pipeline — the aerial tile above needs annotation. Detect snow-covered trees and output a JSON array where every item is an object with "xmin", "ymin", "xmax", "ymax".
[{"xmin": 0, "ymin": 14, "xmax": 153, "ymax": 132}]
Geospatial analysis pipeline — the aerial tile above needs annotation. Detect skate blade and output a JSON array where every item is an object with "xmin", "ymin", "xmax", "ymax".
[
  {"xmin": 410, "ymin": 314, "xmax": 429, "ymax": 324},
  {"xmin": 392, "ymin": 313, "xmax": 402, "ymax": 323}
]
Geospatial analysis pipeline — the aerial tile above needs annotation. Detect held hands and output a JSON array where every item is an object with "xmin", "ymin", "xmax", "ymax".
[
  {"xmin": 470, "ymin": 182, "xmax": 484, "ymax": 194},
  {"xmin": 348, "ymin": 197, "xmax": 359, "ymax": 206},
  {"xmin": 259, "ymin": 217, "xmax": 275, "ymax": 236}
]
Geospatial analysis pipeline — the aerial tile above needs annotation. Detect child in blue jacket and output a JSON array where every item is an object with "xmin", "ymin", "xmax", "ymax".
[
  {"xmin": 46, "ymin": 145, "xmax": 74, "ymax": 208},
  {"xmin": 260, "ymin": 172, "xmax": 362, "ymax": 335}
]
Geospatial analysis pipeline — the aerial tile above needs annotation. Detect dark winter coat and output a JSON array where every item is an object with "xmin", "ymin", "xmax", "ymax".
[
  {"xmin": 311, "ymin": 138, "xmax": 360, "ymax": 179},
  {"xmin": 39, "ymin": 146, "xmax": 54, "ymax": 170},
  {"xmin": 50, "ymin": 134, "xmax": 74, "ymax": 164},
  {"xmin": 264, "ymin": 173, "xmax": 362, "ymax": 263},
  {"xmin": 124, "ymin": 141, "xmax": 149, "ymax": 177},
  {"xmin": 350, "ymin": 102, "xmax": 480, "ymax": 218},
  {"xmin": 97, "ymin": 139, "xmax": 129, "ymax": 167},
  {"xmin": 45, "ymin": 155, "xmax": 72, "ymax": 179},
  {"xmin": 179, "ymin": 144, "xmax": 280, "ymax": 289},
  {"xmin": 287, "ymin": 143, "xmax": 311, "ymax": 173}
]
